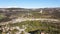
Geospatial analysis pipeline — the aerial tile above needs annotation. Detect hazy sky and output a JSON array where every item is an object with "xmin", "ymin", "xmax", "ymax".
[{"xmin": 0, "ymin": 0, "xmax": 60, "ymax": 8}]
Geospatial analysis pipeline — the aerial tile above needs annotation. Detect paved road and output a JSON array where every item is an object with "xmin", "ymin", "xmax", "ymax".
[{"xmin": 0, "ymin": 18, "xmax": 60, "ymax": 25}]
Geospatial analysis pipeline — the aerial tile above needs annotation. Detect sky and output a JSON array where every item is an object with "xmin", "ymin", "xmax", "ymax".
[{"xmin": 0, "ymin": 0, "xmax": 60, "ymax": 8}]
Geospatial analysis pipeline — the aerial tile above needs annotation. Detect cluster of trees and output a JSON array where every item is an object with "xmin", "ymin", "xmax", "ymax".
[
  {"xmin": 52, "ymin": 10, "xmax": 60, "ymax": 19},
  {"xmin": 0, "ymin": 14, "xmax": 12, "ymax": 22},
  {"xmin": 8, "ymin": 20, "xmax": 60, "ymax": 34}
]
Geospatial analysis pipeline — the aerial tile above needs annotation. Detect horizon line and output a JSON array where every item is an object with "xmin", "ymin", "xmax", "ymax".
[{"xmin": 0, "ymin": 6, "xmax": 60, "ymax": 9}]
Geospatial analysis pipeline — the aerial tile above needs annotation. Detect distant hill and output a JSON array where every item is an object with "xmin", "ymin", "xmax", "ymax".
[{"xmin": 0, "ymin": 8, "xmax": 60, "ymax": 19}]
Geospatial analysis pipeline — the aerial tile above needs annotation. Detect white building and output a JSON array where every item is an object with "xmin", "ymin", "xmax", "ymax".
[{"xmin": 39, "ymin": 10, "xmax": 43, "ymax": 13}]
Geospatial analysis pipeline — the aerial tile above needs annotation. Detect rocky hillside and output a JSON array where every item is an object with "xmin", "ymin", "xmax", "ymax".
[{"xmin": 0, "ymin": 8, "xmax": 60, "ymax": 22}]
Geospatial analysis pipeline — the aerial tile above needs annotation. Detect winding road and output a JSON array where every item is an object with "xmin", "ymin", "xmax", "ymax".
[{"xmin": 0, "ymin": 18, "xmax": 60, "ymax": 25}]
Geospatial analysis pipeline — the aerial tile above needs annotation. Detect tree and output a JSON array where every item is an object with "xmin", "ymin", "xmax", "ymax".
[{"xmin": 21, "ymin": 31, "xmax": 25, "ymax": 34}]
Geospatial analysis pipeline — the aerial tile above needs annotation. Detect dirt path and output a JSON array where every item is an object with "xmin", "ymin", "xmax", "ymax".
[{"xmin": 0, "ymin": 18, "xmax": 60, "ymax": 25}]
